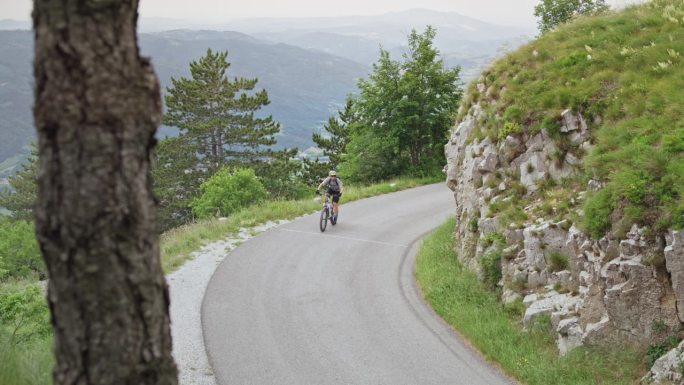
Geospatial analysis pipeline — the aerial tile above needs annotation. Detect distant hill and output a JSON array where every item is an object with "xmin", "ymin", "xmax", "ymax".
[
  {"xmin": 0, "ymin": 10, "xmax": 530, "ymax": 175},
  {"xmin": 0, "ymin": 19, "xmax": 30, "ymax": 30},
  {"xmin": 0, "ymin": 30, "xmax": 368, "ymax": 175},
  {"xmin": 0, "ymin": 31, "xmax": 33, "ymax": 176},
  {"xmin": 139, "ymin": 30, "xmax": 368, "ymax": 147},
  {"xmin": 231, "ymin": 9, "xmax": 531, "ymax": 41},
  {"xmin": 199, "ymin": 9, "xmax": 533, "ymax": 78}
]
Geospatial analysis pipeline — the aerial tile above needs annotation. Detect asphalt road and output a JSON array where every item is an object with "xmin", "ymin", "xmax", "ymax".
[{"xmin": 202, "ymin": 183, "xmax": 514, "ymax": 385}]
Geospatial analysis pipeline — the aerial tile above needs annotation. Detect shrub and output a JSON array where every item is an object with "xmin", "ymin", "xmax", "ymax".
[
  {"xmin": 503, "ymin": 106, "xmax": 524, "ymax": 124},
  {"xmin": 191, "ymin": 168, "xmax": 268, "ymax": 218},
  {"xmin": 498, "ymin": 121, "xmax": 523, "ymax": 141},
  {"xmin": 534, "ymin": 0, "xmax": 610, "ymax": 33},
  {"xmin": 0, "ymin": 256, "xmax": 7, "ymax": 280},
  {"xmin": 468, "ymin": 216, "xmax": 479, "ymax": 233},
  {"xmin": 647, "ymin": 336, "xmax": 679, "ymax": 368},
  {"xmin": 548, "ymin": 251, "xmax": 570, "ymax": 272},
  {"xmin": 583, "ymin": 188, "xmax": 614, "ymax": 238},
  {"xmin": 482, "ymin": 232, "xmax": 507, "ymax": 248},
  {"xmin": 0, "ymin": 284, "xmax": 51, "ymax": 344},
  {"xmin": 500, "ymin": 205, "xmax": 529, "ymax": 227},
  {"xmin": 481, "ymin": 248, "xmax": 503, "ymax": 288},
  {"xmin": 0, "ymin": 220, "xmax": 44, "ymax": 280},
  {"xmin": 253, "ymin": 155, "xmax": 312, "ymax": 200}
]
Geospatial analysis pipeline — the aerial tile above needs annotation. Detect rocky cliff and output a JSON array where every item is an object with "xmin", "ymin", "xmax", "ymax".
[
  {"xmin": 446, "ymin": 102, "xmax": 682, "ymax": 352},
  {"xmin": 443, "ymin": 0, "xmax": 684, "ymax": 381}
]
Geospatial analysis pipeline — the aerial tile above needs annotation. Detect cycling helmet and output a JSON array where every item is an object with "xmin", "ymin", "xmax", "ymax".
[{"xmin": 329, "ymin": 170, "xmax": 337, "ymax": 177}]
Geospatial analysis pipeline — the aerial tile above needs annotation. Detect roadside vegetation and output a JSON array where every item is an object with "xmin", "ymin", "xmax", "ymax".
[
  {"xmin": 415, "ymin": 218, "xmax": 644, "ymax": 385},
  {"xmin": 161, "ymin": 176, "xmax": 440, "ymax": 272},
  {"xmin": 0, "ymin": 174, "xmax": 439, "ymax": 385}
]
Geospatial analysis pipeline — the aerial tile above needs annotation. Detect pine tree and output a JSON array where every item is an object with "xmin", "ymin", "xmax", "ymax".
[
  {"xmin": 164, "ymin": 49, "xmax": 280, "ymax": 171},
  {"xmin": 0, "ymin": 148, "xmax": 37, "ymax": 221},
  {"xmin": 312, "ymin": 97, "xmax": 355, "ymax": 169},
  {"xmin": 152, "ymin": 136, "xmax": 201, "ymax": 231}
]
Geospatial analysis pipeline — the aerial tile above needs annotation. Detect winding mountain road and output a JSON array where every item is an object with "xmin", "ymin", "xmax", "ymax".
[{"xmin": 202, "ymin": 184, "xmax": 514, "ymax": 385}]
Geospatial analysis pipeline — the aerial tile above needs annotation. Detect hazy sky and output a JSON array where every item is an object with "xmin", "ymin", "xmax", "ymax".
[{"xmin": 1, "ymin": 0, "xmax": 648, "ymax": 27}]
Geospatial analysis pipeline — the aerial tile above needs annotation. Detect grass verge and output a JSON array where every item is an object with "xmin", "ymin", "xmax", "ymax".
[
  {"xmin": 415, "ymin": 217, "xmax": 644, "ymax": 385},
  {"xmin": 161, "ymin": 176, "xmax": 440, "ymax": 273},
  {"xmin": 0, "ymin": 331, "xmax": 53, "ymax": 385},
  {"xmin": 0, "ymin": 280, "xmax": 53, "ymax": 385}
]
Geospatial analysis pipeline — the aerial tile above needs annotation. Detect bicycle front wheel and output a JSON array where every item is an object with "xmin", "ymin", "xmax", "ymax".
[{"xmin": 319, "ymin": 207, "xmax": 328, "ymax": 232}]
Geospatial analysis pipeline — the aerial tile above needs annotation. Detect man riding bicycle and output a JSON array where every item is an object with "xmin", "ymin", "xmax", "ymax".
[{"xmin": 317, "ymin": 170, "xmax": 344, "ymax": 220}]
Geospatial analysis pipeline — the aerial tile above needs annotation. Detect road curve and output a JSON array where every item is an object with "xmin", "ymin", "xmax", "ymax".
[{"xmin": 202, "ymin": 184, "xmax": 514, "ymax": 385}]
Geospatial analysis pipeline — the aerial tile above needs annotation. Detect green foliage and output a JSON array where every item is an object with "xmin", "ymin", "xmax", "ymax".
[
  {"xmin": 0, "ymin": 283, "xmax": 50, "ymax": 344},
  {"xmin": 164, "ymin": 48, "xmax": 280, "ymax": 170},
  {"xmin": 547, "ymin": 251, "xmax": 569, "ymax": 272},
  {"xmin": 0, "ymin": 147, "xmax": 37, "ymax": 221},
  {"xmin": 341, "ymin": 26, "xmax": 462, "ymax": 182},
  {"xmin": 468, "ymin": 215, "xmax": 479, "ymax": 233},
  {"xmin": 498, "ymin": 121, "xmax": 522, "ymax": 141},
  {"xmin": 154, "ymin": 49, "xmax": 290, "ymax": 230},
  {"xmin": 0, "ymin": 219, "xmax": 44, "ymax": 280},
  {"xmin": 0, "ymin": 282, "xmax": 53, "ymax": 385},
  {"xmin": 534, "ymin": 0, "xmax": 610, "ymax": 33},
  {"xmin": 482, "ymin": 232, "xmax": 506, "ymax": 248},
  {"xmin": 312, "ymin": 97, "xmax": 355, "ymax": 170},
  {"xmin": 339, "ymin": 126, "xmax": 402, "ymax": 182},
  {"xmin": 502, "ymin": 106, "xmax": 524, "ymax": 124},
  {"xmin": 583, "ymin": 188, "xmax": 614, "ymax": 238},
  {"xmin": 153, "ymin": 136, "xmax": 202, "ymax": 231},
  {"xmin": 498, "ymin": 203, "xmax": 529, "ymax": 228},
  {"xmin": 191, "ymin": 168, "xmax": 267, "ymax": 218},
  {"xmin": 252, "ymin": 150, "xmax": 310, "ymax": 200},
  {"xmin": 647, "ymin": 336, "xmax": 679, "ymax": 368},
  {"xmin": 480, "ymin": 248, "xmax": 503, "ymax": 288},
  {"xmin": 0, "ymin": 330, "xmax": 53, "ymax": 385}
]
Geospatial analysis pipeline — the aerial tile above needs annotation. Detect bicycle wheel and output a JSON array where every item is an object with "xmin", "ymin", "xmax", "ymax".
[{"xmin": 319, "ymin": 207, "xmax": 328, "ymax": 232}]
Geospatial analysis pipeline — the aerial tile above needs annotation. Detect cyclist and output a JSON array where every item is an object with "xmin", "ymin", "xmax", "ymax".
[{"xmin": 317, "ymin": 170, "xmax": 344, "ymax": 220}]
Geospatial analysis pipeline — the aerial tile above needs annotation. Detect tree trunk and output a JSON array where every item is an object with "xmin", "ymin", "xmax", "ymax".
[{"xmin": 32, "ymin": 1, "xmax": 178, "ymax": 384}]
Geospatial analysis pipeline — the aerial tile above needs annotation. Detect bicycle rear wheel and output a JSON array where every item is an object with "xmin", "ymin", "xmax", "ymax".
[{"xmin": 319, "ymin": 207, "xmax": 328, "ymax": 232}]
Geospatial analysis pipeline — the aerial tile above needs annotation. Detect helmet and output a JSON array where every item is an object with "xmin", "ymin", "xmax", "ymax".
[{"xmin": 329, "ymin": 170, "xmax": 337, "ymax": 177}]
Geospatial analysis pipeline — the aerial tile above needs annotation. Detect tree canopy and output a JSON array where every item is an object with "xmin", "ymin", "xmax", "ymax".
[
  {"xmin": 339, "ymin": 27, "xmax": 462, "ymax": 181},
  {"xmin": 164, "ymin": 49, "xmax": 280, "ymax": 171},
  {"xmin": 534, "ymin": 0, "xmax": 609, "ymax": 33},
  {"xmin": 312, "ymin": 97, "xmax": 355, "ymax": 170},
  {"xmin": 0, "ymin": 148, "xmax": 37, "ymax": 221}
]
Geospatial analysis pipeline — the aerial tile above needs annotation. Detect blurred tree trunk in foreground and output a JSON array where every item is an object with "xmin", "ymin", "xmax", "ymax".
[{"xmin": 32, "ymin": 1, "xmax": 178, "ymax": 384}]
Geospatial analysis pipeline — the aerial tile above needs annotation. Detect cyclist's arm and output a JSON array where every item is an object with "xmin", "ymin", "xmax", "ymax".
[
  {"xmin": 317, "ymin": 177, "xmax": 329, "ymax": 191},
  {"xmin": 339, "ymin": 179, "xmax": 345, "ymax": 194}
]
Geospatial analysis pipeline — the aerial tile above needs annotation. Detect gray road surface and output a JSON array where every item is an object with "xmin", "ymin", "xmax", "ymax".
[{"xmin": 202, "ymin": 184, "xmax": 514, "ymax": 385}]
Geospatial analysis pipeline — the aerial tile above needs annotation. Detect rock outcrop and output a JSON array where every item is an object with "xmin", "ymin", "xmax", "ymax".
[{"xmin": 445, "ymin": 91, "xmax": 682, "ymax": 356}]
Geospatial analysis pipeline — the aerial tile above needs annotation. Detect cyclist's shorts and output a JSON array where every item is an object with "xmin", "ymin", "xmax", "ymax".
[{"xmin": 327, "ymin": 189, "xmax": 341, "ymax": 203}]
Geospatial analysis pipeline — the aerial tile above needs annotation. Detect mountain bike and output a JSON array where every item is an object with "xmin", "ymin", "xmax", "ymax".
[{"xmin": 318, "ymin": 192, "xmax": 337, "ymax": 232}]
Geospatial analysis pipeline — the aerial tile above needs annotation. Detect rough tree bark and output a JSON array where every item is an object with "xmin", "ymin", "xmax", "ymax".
[{"xmin": 32, "ymin": 1, "xmax": 178, "ymax": 384}]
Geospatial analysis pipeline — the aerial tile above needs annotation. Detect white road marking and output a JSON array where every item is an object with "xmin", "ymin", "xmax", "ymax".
[{"xmin": 280, "ymin": 228, "xmax": 408, "ymax": 248}]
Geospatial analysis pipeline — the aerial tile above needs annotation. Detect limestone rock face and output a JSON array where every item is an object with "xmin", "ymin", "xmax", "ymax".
[
  {"xmin": 445, "ymin": 101, "xmax": 683, "ymax": 355},
  {"xmin": 666, "ymin": 231, "xmax": 684, "ymax": 322}
]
